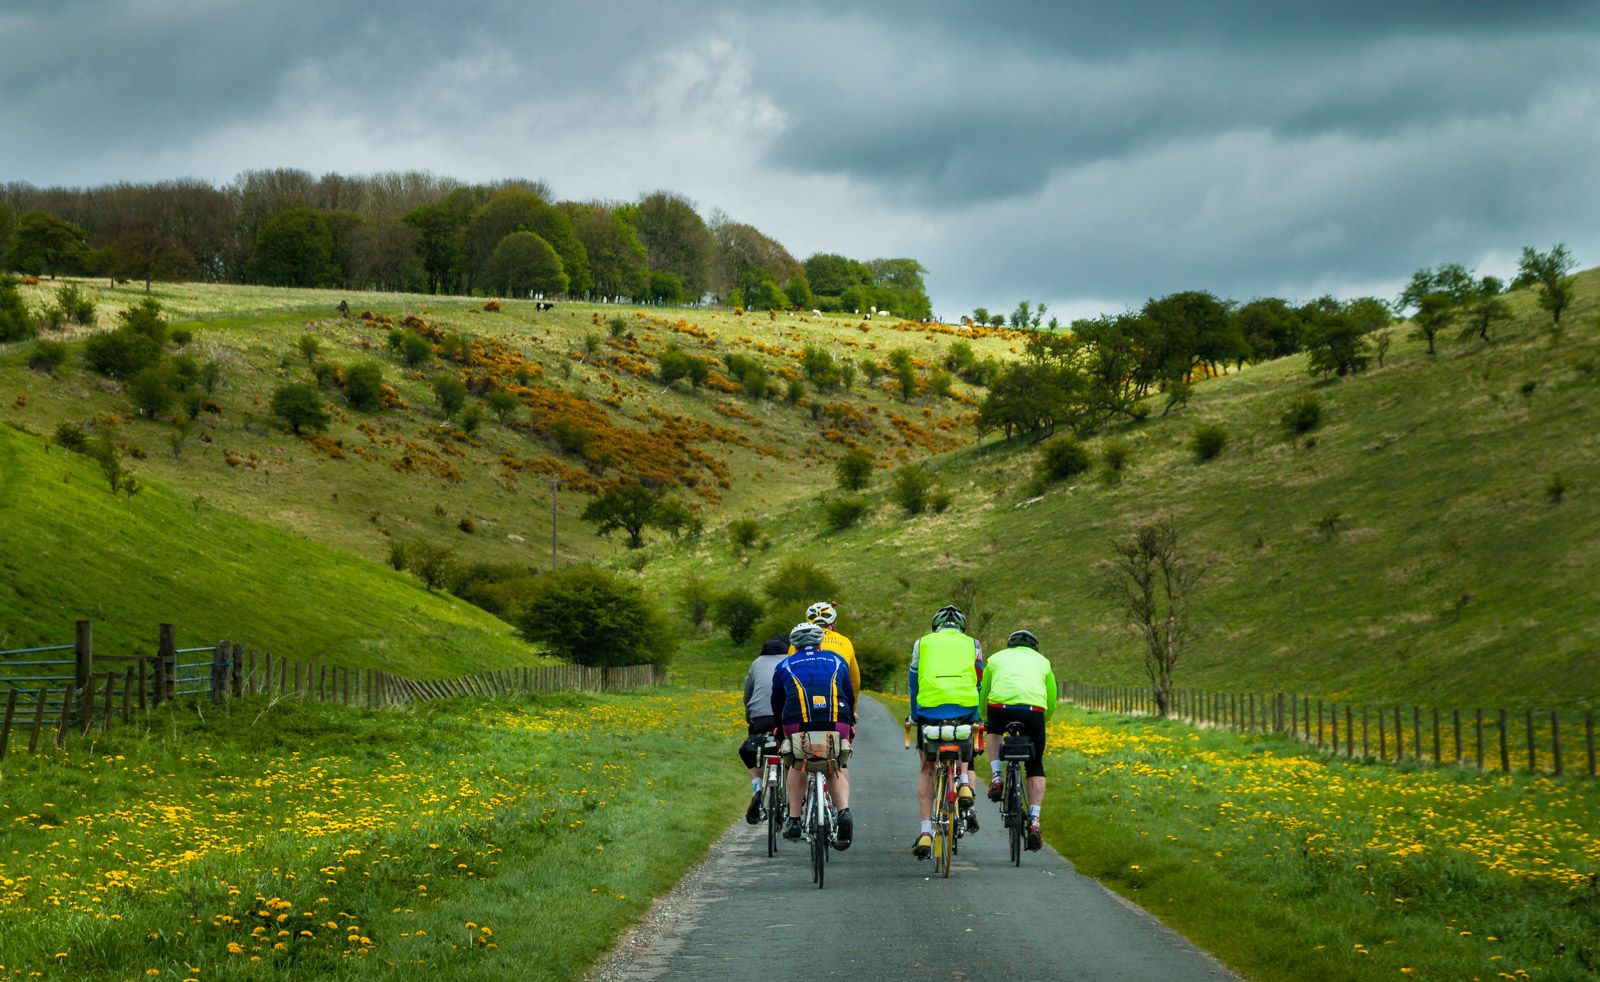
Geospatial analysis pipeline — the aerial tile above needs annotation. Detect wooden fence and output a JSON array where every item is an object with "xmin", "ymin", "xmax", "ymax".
[
  {"xmin": 0, "ymin": 620, "xmax": 666, "ymax": 764},
  {"xmin": 1063, "ymin": 680, "xmax": 1597, "ymax": 779}
]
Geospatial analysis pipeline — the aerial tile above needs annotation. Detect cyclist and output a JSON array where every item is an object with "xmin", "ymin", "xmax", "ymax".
[
  {"xmin": 771, "ymin": 621, "xmax": 856, "ymax": 849},
  {"xmin": 909, "ymin": 604, "xmax": 983, "ymax": 859},
  {"xmin": 740, "ymin": 636, "xmax": 791, "ymax": 824},
  {"xmin": 980, "ymin": 629, "xmax": 1056, "ymax": 851}
]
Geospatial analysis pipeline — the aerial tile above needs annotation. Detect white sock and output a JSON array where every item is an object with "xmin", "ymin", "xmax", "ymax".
[
  {"xmin": 960, "ymin": 772, "xmax": 973, "ymax": 786},
  {"xmin": 751, "ymin": 778, "xmax": 761, "ymax": 793},
  {"xmin": 990, "ymin": 761, "xmax": 1002, "ymax": 777},
  {"xmin": 1029, "ymin": 805, "xmax": 1041, "ymax": 821},
  {"xmin": 920, "ymin": 820, "xmax": 933, "ymax": 835}
]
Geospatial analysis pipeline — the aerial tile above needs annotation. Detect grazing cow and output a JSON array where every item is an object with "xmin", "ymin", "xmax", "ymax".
[{"xmin": 535, "ymin": 301, "xmax": 555, "ymax": 311}]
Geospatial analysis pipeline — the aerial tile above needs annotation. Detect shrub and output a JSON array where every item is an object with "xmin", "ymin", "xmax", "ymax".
[
  {"xmin": 728, "ymin": 518, "xmax": 762, "ymax": 556},
  {"xmin": 459, "ymin": 402, "xmax": 487, "ymax": 435},
  {"xmin": 83, "ymin": 328, "xmax": 162, "ymax": 379},
  {"xmin": 52, "ymin": 421, "xmax": 88, "ymax": 452},
  {"xmin": 27, "ymin": 339, "xmax": 67, "ymax": 375},
  {"xmin": 385, "ymin": 539, "xmax": 408, "ymax": 571},
  {"xmin": 391, "ymin": 329, "xmax": 432, "ymax": 367},
  {"xmin": 1036, "ymin": 435, "xmax": 1091, "ymax": 484},
  {"xmin": 1546, "ymin": 474, "xmax": 1567, "ymax": 504},
  {"xmin": 677, "ymin": 574, "xmax": 716, "ymax": 629},
  {"xmin": 310, "ymin": 359, "xmax": 339, "ymax": 389},
  {"xmin": 169, "ymin": 327, "xmax": 193, "ymax": 348},
  {"xmin": 199, "ymin": 359, "xmax": 224, "ymax": 394},
  {"xmin": 118, "ymin": 297, "xmax": 167, "ymax": 345},
  {"xmin": 1102, "ymin": 441, "xmax": 1132, "ymax": 481},
  {"xmin": 607, "ymin": 316, "xmax": 628, "ymax": 339},
  {"xmin": 1191, "ymin": 424, "xmax": 1228, "ymax": 462},
  {"xmin": 1281, "ymin": 394, "xmax": 1323, "ymax": 435},
  {"xmin": 0, "ymin": 275, "xmax": 37, "ymax": 342},
  {"xmin": 891, "ymin": 464, "xmax": 936, "ymax": 515},
  {"xmin": 127, "ymin": 366, "xmax": 178, "ymax": 418},
  {"xmin": 714, "ymin": 588, "xmax": 765, "ymax": 644},
  {"xmin": 343, "ymin": 361, "xmax": 384, "ymax": 410},
  {"xmin": 403, "ymin": 540, "xmax": 457, "ymax": 592},
  {"xmin": 762, "ymin": 559, "xmax": 839, "ymax": 611},
  {"xmin": 835, "ymin": 448, "xmax": 874, "ymax": 491},
  {"xmin": 297, "ymin": 334, "xmax": 321, "ymax": 364},
  {"xmin": 657, "ymin": 344, "xmax": 692, "ymax": 385},
  {"xmin": 485, "ymin": 388, "xmax": 520, "ymax": 424},
  {"xmin": 824, "ymin": 495, "xmax": 872, "ymax": 530},
  {"xmin": 855, "ymin": 640, "xmax": 903, "ymax": 691},
  {"xmin": 458, "ymin": 515, "xmax": 476, "ymax": 533},
  {"xmin": 432, "ymin": 373, "xmax": 467, "ymax": 420},
  {"xmin": 517, "ymin": 566, "xmax": 673, "ymax": 667},
  {"xmin": 451, "ymin": 564, "xmax": 539, "ymax": 619},
  {"xmin": 54, "ymin": 284, "xmax": 96, "ymax": 325},
  {"xmin": 928, "ymin": 488, "xmax": 953, "ymax": 513},
  {"xmin": 786, "ymin": 378, "xmax": 805, "ymax": 404},
  {"xmin": 269, "ymin": 382, "xmax": 330, "ymax": 435}
]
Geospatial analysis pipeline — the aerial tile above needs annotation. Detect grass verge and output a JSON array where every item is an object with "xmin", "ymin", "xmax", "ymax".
[{"xmin": 0, "ymin": 688, "xmax": 745, "ymax": 981}]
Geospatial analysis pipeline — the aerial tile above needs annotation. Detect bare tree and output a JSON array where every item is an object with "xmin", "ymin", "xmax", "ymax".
[{"xmin": 1100, "ymin": 520, "xmax": 1208, "ymax": 717}]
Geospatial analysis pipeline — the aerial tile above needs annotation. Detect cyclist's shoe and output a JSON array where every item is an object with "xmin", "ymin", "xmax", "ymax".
[
  {"xmin": 833, "ymin": 808, "xmax": 853, "ymax": 850},
  {"xmin": 912, "ymin": 832, "xmax": 933, "ymax": 860},
  {"xmin": 1026, "ymin": 821, "xmax": 1043, "ymax": 851},
  {"xmin": 745, "ymin": 792, "xmax": 763, "ymax": 825},
  {"xmin": 965, "ymin": 807, "xmax": 980, "ymax": 833},
  {"xmin": 957, "ymin": 784, "xmax": 975, "ymax": 810},
  {"xmin": 782, "ymin": 817, "xmax": 802, "ymax": 840},
  {"xmin": 987, "ymin": 777, "xmax": 1004, "ymax": 802}
]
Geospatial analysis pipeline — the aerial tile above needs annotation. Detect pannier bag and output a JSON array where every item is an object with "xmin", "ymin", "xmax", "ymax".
[
  {"xmin": 921, "ymin": 723, "xmax": 975, "ymax": 762},
  {"xmin": 784, "ymin": 730, "xmax": 852, "ymax": 772},
  {"xmin": 1000, "ymin": 734, "xmax": 1034, "ymax": 761}
]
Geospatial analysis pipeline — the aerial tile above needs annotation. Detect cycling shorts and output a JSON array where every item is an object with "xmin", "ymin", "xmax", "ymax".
[{"xmin": 986, "ymin": 705, "xmax": 1047, "ymax": 778}]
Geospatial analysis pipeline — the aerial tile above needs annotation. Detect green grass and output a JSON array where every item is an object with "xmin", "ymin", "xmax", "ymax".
[
  {"xmin": 0, "ymin": 422, "xmax": 531, "ymax": 675},
  {"xmin": 0, "ymin": 688, "xmax": 746, "ymax": 981},
  {"xmin": 1035, "ymin": 706, "xmax": 1600, "ymax": 981},
  {"xmin": 642, "ymin": 270, "xmax": 1600, "ymax": 710}
]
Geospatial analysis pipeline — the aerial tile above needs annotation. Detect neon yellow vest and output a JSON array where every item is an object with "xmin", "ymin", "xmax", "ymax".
[{"xmin": 917, "ymin": 630, "xmax": 978, "ymax": 708}]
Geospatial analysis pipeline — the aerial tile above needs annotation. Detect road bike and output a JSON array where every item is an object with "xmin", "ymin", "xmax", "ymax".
[
  {"xmin": 996, "ymin": 721, "xmax": 1034, "ymax": 867},
  {"xmin": 791, "ymin": 729, "xmax": 844, "ymax": 888},
  {"xmin": 754, "ymin": 733, "xmax": 785, "ymax": 857},
  {"xmin": 912, "ymin": 721, "xmax": 980, "ymax": 878}
]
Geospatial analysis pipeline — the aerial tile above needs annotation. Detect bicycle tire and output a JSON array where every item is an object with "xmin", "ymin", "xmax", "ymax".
[
  {"xmin": 931, "ymin": 764, "xmax": 948, "ymax": 874},
  {"xmin": 813, "ymin": 775, "xmax": 828, "ymax": 888},
  {"xmin": 940, "ymin": 763, "xmax": 956, "ymax": 877},
  {"xmin": 765, "ymin": 780, "xmax": 781, "ymax": 857},
  {"xmin": 1007, "ymin": 765, "xmax": 1023, "ymax": 866}
]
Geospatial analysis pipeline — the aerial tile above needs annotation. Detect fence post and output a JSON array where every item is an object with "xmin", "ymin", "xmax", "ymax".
[
  {"xmin": 28, "ymin": 689, "xmax": 47, "ymax": 753},
  {"xmin": 1378, "ymin": 710, "xmax": 1387, "ymax": 760},
  {"xmin": 75, "ymin": 619, "xmax": 94, "ymax": 728},
  {"xmin": 1552, "ymin": 712, "xmax": 1563, "ymax": 777},
  {"xmin": 1291, "ymin": 695, "xmax": 1298, "ymax": 737},
  {"xmin": 0, "ymin": 689, "xmax": 18, "ymax": 763},
  {"xmin": 230, "ymin": 645, "xmax": 243, "ymax": 699},
  {"xmin": 1526, "ymin": 709, "xmax": 1537, "ymax": 773},
  {"xmin": 1329, "ymin": 703, "xmax": 1338, "ymax": 752},
  {"xmin": 157, "ymin": 624, "xmax": 176, "ymax": 705},
  {"xmin": 1393, "ymin": 707, "xmax": 1404, "ymax": 762},
  {"xmin": 1453, "ymin": 709, "xmax": 1462, "ymax": 766},
  {"xmin": 1412, "ymin": 706, "xmax": 1422, "ymax": 760},
  {"xmin": 1475, "ymin": 709, "xmax": 1485, "ymax": 770},
  {"xmin": 1498, "ymin": 709, "xmax": 1510, "ymax": 772},
  {"xmin": 247, "ymin": 650, "xmax": 257, "ymax": 696},
  {"xmin": 209, "ymin": 642, "xmax": 226, "ymax": 705},
  {"xmin": 1345, "ymin": 705, "xmax": 1353, "ymax": 757},
  {"xmin": 1587, "ymin": 711, "xmax": 1596, "ymax": 778},
  {"xmin": 1316, "ymin": 700, "xmax": 1324, "ymax": 749}
]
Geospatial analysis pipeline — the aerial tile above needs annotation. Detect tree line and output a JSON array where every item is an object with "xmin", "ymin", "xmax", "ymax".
[{"xmin": 0, "ymin": 170, "xmax": 931, "ymax": 314}]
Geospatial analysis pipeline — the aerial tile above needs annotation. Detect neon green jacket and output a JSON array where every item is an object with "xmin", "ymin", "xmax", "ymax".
[{"xmin": 978, "ymin": 646, "xmax": 1058, "ymax": 720}]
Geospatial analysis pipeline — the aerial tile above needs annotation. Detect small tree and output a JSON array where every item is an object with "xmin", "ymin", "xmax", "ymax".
[
  {"xmin": 762, "ymin": 559, "xmax": 840, "ymax": 613},
  {"xmin": 516, "ymin": 566, "xmax": 673, "ymax": 666},
  {"xmin": 657, "ymin": 344, "xmax": 692, "ymax": 386},
  {"xmin": 127, "ymin": 366, "xmax": 178, "ymax": 419},
  {"xmin": 580, "ymin": 480, "xmax": 665, "ymax": 549},
  {"xmin": 270, "ymin": 382, "xmax": 330, "ymax": 435},
  {"xmin": 1410, "ymin": 292, "xmax": 1453, "ymax": 356},
  {"xmin": 1458, "ymin": 276, "xmax": 1512, "ymax": 343},
  {"xmin": 297, "ymin": 334, "xmax": 322, "ymax": 365},
  {"xmin": 485, "ymin": 388, "xmax": 520, "ymax": 424},
  {"xmin": 715, "ymin": 589, "xmax": 764, "ymax": 644},
  {"xmin": 1099, "ymin": 520, "xmax": 1208, "ymax": 717},
  {"xmin": 891, "ymin": 464, "xmax": 936, "ymax": 515},
  {"xmin": 1515, "ymin": 244, "xmax": 1577, "ymax": 326},
  {"xmin": 677, "ymin": 574, "xmax": 716, "ymax": 629},
  {"xmin": 835, "ymin": 448, "xmax": 875, "ymax": 491},
  {"xmin": 404, "ymin": 540, "xmax": 457, "ymax": 592},
  {"xmin": 432, "ymin": 373, "xmax": 467, "ymax": 420},
  {"xmin": 343, "ymin": 361, "xmax": 385, "ymax": 410},
  {"xmin": 0, "ymin": 275, "xmax": 37, "ymax": 342},
  {"xmin": 728, "ymin": 518, "xmax": 762, "ymax": 559},
  {"xmin": 1280, "ymin": 394, "xmax": 1323, "ymax": 435},
  {"xmin": 1036, "ymin": 435, "xmax": 1091, "ymax": 484},
  {"xmin": 1191, "ymin": 424, "xmax": 1228, "ymax": 462}
]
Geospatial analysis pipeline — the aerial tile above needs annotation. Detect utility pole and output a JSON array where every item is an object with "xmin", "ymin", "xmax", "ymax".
[{"xmin": 550, "ymin": 478, "xmax": 559, "ymax": 570}]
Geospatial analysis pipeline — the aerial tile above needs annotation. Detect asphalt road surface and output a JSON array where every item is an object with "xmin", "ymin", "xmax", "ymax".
[{"xmin": 593, "ymin": 696, "xmax": 1237, "ymax": 981}]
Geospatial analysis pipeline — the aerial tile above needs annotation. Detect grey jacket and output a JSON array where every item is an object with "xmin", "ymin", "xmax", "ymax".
[{"xmin": 742, "ymin": 638, "xmax": 790, "ymax": 721}]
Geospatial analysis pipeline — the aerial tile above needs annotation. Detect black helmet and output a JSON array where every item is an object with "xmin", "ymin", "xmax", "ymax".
[
  {"xmin": 1007, "ymin": 629, "xmax": 1039, "ymax": 650},
  {"xmin": 760, "ymin": 636, "xmax": 789, "ymax": 658},
  {"xmin": 931, "ymin": 605, "xmax": 966, "ymax": 631}
]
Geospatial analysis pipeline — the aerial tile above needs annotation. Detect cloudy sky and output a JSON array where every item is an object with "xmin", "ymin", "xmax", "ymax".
[{"xmin": 4, "ymin": 0, "xmax": 1598, "ymax": 320}]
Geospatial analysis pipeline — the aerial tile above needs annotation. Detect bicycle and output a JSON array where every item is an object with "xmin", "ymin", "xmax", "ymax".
[
  {"xmin": 996, "ymin": 721, "xmax": 1034, "ymax": 866},
  {"xmin": 754, "ymin": 733, "xmax": 785, "ymax": 857},
  {"xmin": 910, "ymin": 720, "xmax": 980, "ymax": 878},
  {"xmin": 791, "ymin": 729, "xmax": 844, "ymax": 888}
]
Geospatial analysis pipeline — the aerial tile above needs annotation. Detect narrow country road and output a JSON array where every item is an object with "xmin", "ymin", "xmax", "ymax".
[{"xmin": 594, "ymin": 696, "xmax": 1237, "ymax": 981}]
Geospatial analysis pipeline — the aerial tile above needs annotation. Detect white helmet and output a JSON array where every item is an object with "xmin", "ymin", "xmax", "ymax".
[
  {"xmin": 789, "ymin": 622, "xmax": 825, "ymax": 648},
  {"xmin": 805, "ymin": 600, "xmax": 838, "ymax": 627}
]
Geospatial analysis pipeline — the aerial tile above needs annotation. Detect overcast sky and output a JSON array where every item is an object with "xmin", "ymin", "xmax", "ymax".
[{"xmin": 3, "ymin": 0, "xmax": 1598, "ymax": 320}]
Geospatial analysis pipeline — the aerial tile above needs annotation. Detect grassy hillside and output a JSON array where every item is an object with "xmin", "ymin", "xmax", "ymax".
[
  {"xmin": 646, "ymin": 271, "xmax": 1600, "ymax": 709},
  {"xmin": 3, "ymin": 280, "xmax": 1019, "ymax": 572},
  {"xmin": 0, "ymin": 422, "xmax": 530, "ymax": 675}
]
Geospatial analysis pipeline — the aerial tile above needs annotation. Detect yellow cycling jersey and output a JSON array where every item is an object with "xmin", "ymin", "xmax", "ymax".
[{"xmin": 791, "ymin": 628, "xmax": 859, "ymax": 698}]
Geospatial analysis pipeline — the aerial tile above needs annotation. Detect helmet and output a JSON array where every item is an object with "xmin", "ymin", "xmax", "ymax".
[
  {"xmin": 1007, "ymin": 629, "xmax": 1039, "ymax": 650},
  {"xmin": 789, "ymin": 622, "xmax": 825, "ymax": 648},
  {"xmin": 760, "ymin": 637, "xmax": 790, "ymax": 658},
  {"xmin": 930, "ymin": 605, "xmax": 966, "ymax": 632},
  {"xmin": 805, "ymin": 600, "xmax": 838, "ymax": 627}
]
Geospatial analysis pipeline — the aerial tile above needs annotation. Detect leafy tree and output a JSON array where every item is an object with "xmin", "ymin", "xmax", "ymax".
[
  {"xmin": 741, "ymin": 272, "xmax": 789, "ymax": 311},
  {"xmin": 647, "ymin": 270, "xmax": 686, "ymax": 304},
  {"xmin": 714, "ymin": 588, "xmax": 764, "ymax": 644},
  {"xmin": 486, "ymin": 231, "xmax": 568, "ymax": 297},
  {"xmin": 971, "ymin": 306, "xmax": 991, "ymax": 326},
  {"xmin": 656, "ymin": 344, "xmax": 693, "ymax": 386},
  {"xmin": 465, "ymin": 189, "xmax": 589, "ymax": 295},
  {"xmin": 1300, "ymin": 297, "xmax": 1371, "ymax": 378},
  {"xmin": 4, "ymin": 211, "xmax": 89, "ymax": 277},
  {"xmin": 1233, "ymin": 297, "xmax": 1303, "ymax": 362},
  {"xmin": 823, "ymin": 495, "xmax": 872, "ymax": 530},
  {"xmin": 390, "ymin": 328, "xmax": 433, "ymax": 368},
  {"xmin": 105, "ymin": 224, "xmax": 194, "ymax": 293},
  {"xmin": 1397, "ymin": 262, "xmax": 1474, "ymax": 315},
  {"xmin": 1410, "ymin": 292, "xmax": 1454, "ymax": 356},
  {"xmin": 677, "ymin": 574, "xmax": 717, "ymax": 629},
  {"xmin": 350, "ymin": 216, "xmax": 424, "ymax": 292},
  {"xmin": 710, "ymin": 219, "xmax": 802, "ymax": 298},
  {"xmin": 1515, "ymin": 243, "xmax": 1577, "ymax": 325},
  {"xmin": 249, "ymin": 206, "xmax": 334, "ymax": 286},
  {"xmin": 270, "ymin": 382, "xmax": 330, "ymax": 435},
  {"xmin": 0, "ymin": 275, "xmax": 36, "ymax": 342},
  {"xmin": 0, "ymin": 201, "xmax": 13, "ymax": 261},
  {"xmin": 1459, "ymin": 276, "xmax": 1512, "ymax": 343},
  {"xmin": 727, "ymin": 518, "xmax": 762, "ymax": 559},
  {"xmin": 627, "ymin": 191, "xmax": 715, "ymax": 297},
  {"xmin": 127, "ymin": 366, "xmax": 178, "ymax": 418},
  {"xmin": 835, "ymin": 448, "xmax": 875, "ymax": 491},
  {"xmin": 581, "ymin": 480, "xmax": 667, "ymax": 549},
  {"xmin": 1036, "ymin": 435, "xmax": 1092, "ymax": 483},
  {"xmin": 485, "ymin": 388, "xmax": 520, "ymax": 424},
  {"xmin": 1099, "ymin": 520, "xmax": 1208, "ymax": 717},
  {"xmin": 343, "ymin": 361, "xmax": 385, "ymax": 410},
  {"xmin": 890, "ymin": 464, "xmax": 936, "ymax": 515},
  {"xmin": 432, "ymin": 373, "xmax": 467, "ymax": 420},
  {"xmin": 561, "ymin": 203, "xmax": 649, "ymax": 299},
  {"xmin": 784, "ymin": 274, "xmax": 814, "ymax": 309},
  {"xmin": 403, "ymin": 540, "xmax": 457, "ymax": 592},
  {"xmin": 516, "ymin": 566, "xmax": 673, "ymax": 667},
  {"xmin": 1191, "ymin": 424, "xmax": 1228, "ymax": 462},
  {"xmin": 804, "ymin": 253, "xmax": 873, "ymax": 296},
  {"xmin": 404, "ymin": 193, "xmax": 475, "ymax": 294},
  {"xmin": 83, "ymin": 300, "xmax": 168, "ymax": 379},
  {"xmin": 761, "ymin": 559, "xmax": 839, "ymax": 611}
]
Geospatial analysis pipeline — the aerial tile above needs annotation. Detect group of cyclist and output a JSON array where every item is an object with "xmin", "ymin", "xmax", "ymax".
[{"xmin": 739, "ymin": 600, "xmax": 1056, "ymax": 861}]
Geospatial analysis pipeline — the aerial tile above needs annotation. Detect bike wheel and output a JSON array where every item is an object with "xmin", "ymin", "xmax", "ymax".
[
  {"xmin": 930, "ymin": 765, "xmax": 948, "ymax": 874},
  {"xmin": 939, "ymin": 764, "xmax": 955, "ymax": 877},
  {"xmin": 813, "ymin": 776, "xmax": 828, "ymax": 888},
  {"xmin": 1007, "ymin": 767, "xmax": 1023, "ymax": 866},
  {"xmin": 765, "ymin": 781, "xmax": 781, "ymax": 857}
]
